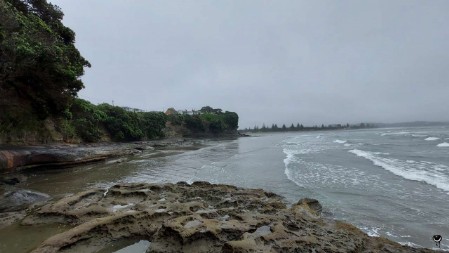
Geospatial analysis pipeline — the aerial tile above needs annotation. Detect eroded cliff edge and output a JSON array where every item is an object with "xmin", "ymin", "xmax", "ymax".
[{"xmin": 20, "ymin": 182, "xmax": 435, "ymax": 253}]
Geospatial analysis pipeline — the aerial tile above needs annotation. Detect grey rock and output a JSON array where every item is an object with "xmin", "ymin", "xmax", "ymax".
[{"xmin": 0, "ymin": 189, "xmax": 50, "ymax": 212}]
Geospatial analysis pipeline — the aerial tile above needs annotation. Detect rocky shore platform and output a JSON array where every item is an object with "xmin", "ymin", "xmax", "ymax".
[
  {"xmin": 0, "ymin": 138, "xmax": 196, "ymax": 173},
  {"xmin": 17, "ymin": 181, "xmax": 435, "ymax": 253}
]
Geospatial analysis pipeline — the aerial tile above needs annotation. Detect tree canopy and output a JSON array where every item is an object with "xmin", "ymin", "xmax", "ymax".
[
  {"xmin": 0, "ymin": 0, "xmax": 90, "ymax": 119},
  {"xmin": 166, "ymin": 106, "xmax": 239, "ymax": 136}
]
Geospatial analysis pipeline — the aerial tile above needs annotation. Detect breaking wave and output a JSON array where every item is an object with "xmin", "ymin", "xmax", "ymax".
[{"xmin": 349, "ymin": 149, "xmax": 449, "ymax": 193}]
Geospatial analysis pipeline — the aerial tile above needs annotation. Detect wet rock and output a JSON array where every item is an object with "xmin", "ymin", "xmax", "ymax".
[
  {"xmin": 0, "ymin": 139, "xmax": 199, "ymax": 171},
  {"xmin": 1, "ymin": 177, "xmax": 20, "ymax": 185},
  {"xmin": 0, "ymin": 210, "xmax": 26, "ymax": 229},
  {"xmin": 0, "ymin": 189, "xmax": 50, "ymax": 212},
  {"xmin": 135, "ymin": 145, "xmax": 155, "ymax": 151},
  {"xmin": 23, "ymin": 183, "xmax": 436, "ymax": 253},
  {"xmin": 0, "ymin": 144, "xmax": 139, "ymax": 171},
  {"xmin": 292, "ymin": 198, "xmax": 323, "ymax": 218}
]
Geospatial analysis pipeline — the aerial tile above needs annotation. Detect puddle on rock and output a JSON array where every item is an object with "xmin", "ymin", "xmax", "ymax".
[
  {"xmin": 0, "ymin": 223, "xmax": 72, "ymax": 253},
  {"xmin": 97, "ymin": 239, "xmax": 151, "ymax": 253}
]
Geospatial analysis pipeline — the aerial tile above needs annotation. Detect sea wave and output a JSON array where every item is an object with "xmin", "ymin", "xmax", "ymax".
[
  {"xmin": 349, "ymin": 149, "xmax": 449, "ymax": 193},
  {"xmin": 283, "ymin": 148, "xmax": 303, "ymax": 187},
  {"xmin": 412, "ymin": 134, "xmax": 427, "ymax": 137},
  {"xmin": 437, "ymin": 142, "xmax": 449, "ymax": 147},
  {"xmin": 283, "ymin": 148, "xmax": 301, "ymax": 166},
  {"xmin": 381, "ymin": 131, "xmax": 430, "ymax": 138},
  {"xmin": 425, "ymin": 137, "xmax": 440, "ymax": 141},
  {"xmin": 360, "ymin": 226, "xmax": 381, "ymax": 237},
  {"xmin": 334, "ymin": 139, "xmax": 347, "ymax": 144},
  {"xmin": 380, "ymin": 131, "xmax": 410, "ymax": 136}
]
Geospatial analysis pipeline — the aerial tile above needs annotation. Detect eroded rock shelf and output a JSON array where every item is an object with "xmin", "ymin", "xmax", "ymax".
[{"xmin": 21, "ymin": 182, "xmax": 435, "ymax": 253}]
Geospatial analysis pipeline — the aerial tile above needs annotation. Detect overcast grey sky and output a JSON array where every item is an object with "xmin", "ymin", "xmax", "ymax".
[{"xmin": 50, "ymin": 0, "xmax": 449, "ymax": 128}]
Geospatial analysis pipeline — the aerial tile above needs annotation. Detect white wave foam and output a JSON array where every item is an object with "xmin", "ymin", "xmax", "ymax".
[
  {"xmin": 381, "ymin": 131, "xmax": 410, "ymax": 136},
  {"xmin": 344, "ymin": 143, "xmax": 351, "ymax": 147},
  {"xmin": 283, "ymin": 148, "xmax": 301, "ymax": 166},
  {"xmin": 385, "ymin": 231, "xmax": 398, "ymax": 238},
  {"xmin": 373, "ymin": 152, "xmax": 390, "ymax": 155},
  {"xmin": 334, "ymin": 139, "xmax": 347, "ymax": 144},
  {"xmin": 283, "ymin": 148, "xmax": 303, "ymax": 187},
  {"xmin": 349, "ymin": 149, "xmax": 449, "ymax": 193},
  {"xmin": 437, "ymin": 142, "xmax": 449, "ymax": 147},
  {"xmin": 360, "ymin": 226, "xmax": 380, "ymax": 237},
  {"xmin": 425, "ymin": 137, "xmax": 440, "ymax": 141},
  {"xmin": 399, "ymin": 242, "xmax": 422, "ymax": 248}
]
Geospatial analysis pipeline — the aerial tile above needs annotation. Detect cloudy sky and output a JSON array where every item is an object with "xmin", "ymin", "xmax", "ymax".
[{"xmin": 50, "ymin": 0, "xmax": 449, "ymax": 129}]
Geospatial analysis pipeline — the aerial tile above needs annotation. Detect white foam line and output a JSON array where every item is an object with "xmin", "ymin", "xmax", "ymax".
[
  {"xmin": 349, "ymin": 149, "xmax": 449, "ymax": 193},
  {"xmin": 283, "ymin": 148, "xmax": 304, "ymax": 187},
  {"xmin": 381, "ymin": 131, "xmax": 410, "ymax": 136}
]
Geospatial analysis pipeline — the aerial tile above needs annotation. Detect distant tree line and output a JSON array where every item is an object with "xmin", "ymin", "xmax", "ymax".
[{"xmin": 241, "ymin": 122, "xmax": 376, "ymax": 133}]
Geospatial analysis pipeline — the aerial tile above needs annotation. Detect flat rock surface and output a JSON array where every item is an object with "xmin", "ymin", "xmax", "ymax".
[
  {"xmin": 20, "ymin": 182, "xmax": 435, "ymax": 253},
  {"xmin": 0, "ymin": 138, "xmax": 195, "ymax": 171}
]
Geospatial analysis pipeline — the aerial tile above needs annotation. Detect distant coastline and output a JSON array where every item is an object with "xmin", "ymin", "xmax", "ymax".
[{"xmin": 240, "ymin": 121, "xmax": 449, "ymax": 134}]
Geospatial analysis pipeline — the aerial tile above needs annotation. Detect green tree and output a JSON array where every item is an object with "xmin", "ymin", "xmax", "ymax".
[
  {"xmin": 71, "ymin": 99, "xmax": 106, "ymax": 142},
  {"xmin": 200, "ymin": 106, "xmax": 214, "ymax": 114},
  {"xmin": 184, "ymin": 115, "xmax": 205, "ymax": 132},
  {"xmin": 0, "ymin": 0, "xmax": 90, "ymax": 119},
  {"xmin": 222, "ymin": 111, "xmax": 238, "ymax": 130},
  {"xmin": 97, "ymin": 104, "xmax": 144, "ymax": 141},
  {"xmin": 141, "ymin": 112, "xmax": 166, "ymax": 139}
]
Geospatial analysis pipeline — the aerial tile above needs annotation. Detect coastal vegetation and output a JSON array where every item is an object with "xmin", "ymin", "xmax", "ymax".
[
  {"xmin": 0, "ymin": 0, "xmax": 90, "ymax": 122},
  {"xmin": 66, "ymin": 99, "xmax": 167, "ymax": 142},
  {"xmin": 0, "ymin": 0, "xmax": 238, "ymax": 144},
  {"xmin": 166, "ymin": 106, "xmax": 239, "ymax": 136},
  {"xmin": 0, "ymin": 0, "xmax": 89, "ymax": 142}
]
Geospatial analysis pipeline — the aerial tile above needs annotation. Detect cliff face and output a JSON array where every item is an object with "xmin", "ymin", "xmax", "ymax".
[{"xmin": 20, "ymin": 182, "xmax": 435, "ymax": 253}]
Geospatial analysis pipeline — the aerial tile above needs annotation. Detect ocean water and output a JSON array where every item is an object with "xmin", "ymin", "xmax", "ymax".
[
  {"xmin": 281, "ymin": 127, "xmax": 449, "ymax": 250},
  {"xmin": 113, "ymin": 126, "xmax": 449, "ymax": 250}
]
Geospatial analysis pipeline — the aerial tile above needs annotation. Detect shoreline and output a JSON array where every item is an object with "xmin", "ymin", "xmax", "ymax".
[{"xmin": 0, "ymin": 137, "xmax": 216, "ymax": 173}]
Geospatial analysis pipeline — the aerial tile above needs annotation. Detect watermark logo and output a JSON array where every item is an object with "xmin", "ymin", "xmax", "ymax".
[{"xmin": 432, "ymin": 235, "xmax": 442, "ymax": 248}]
